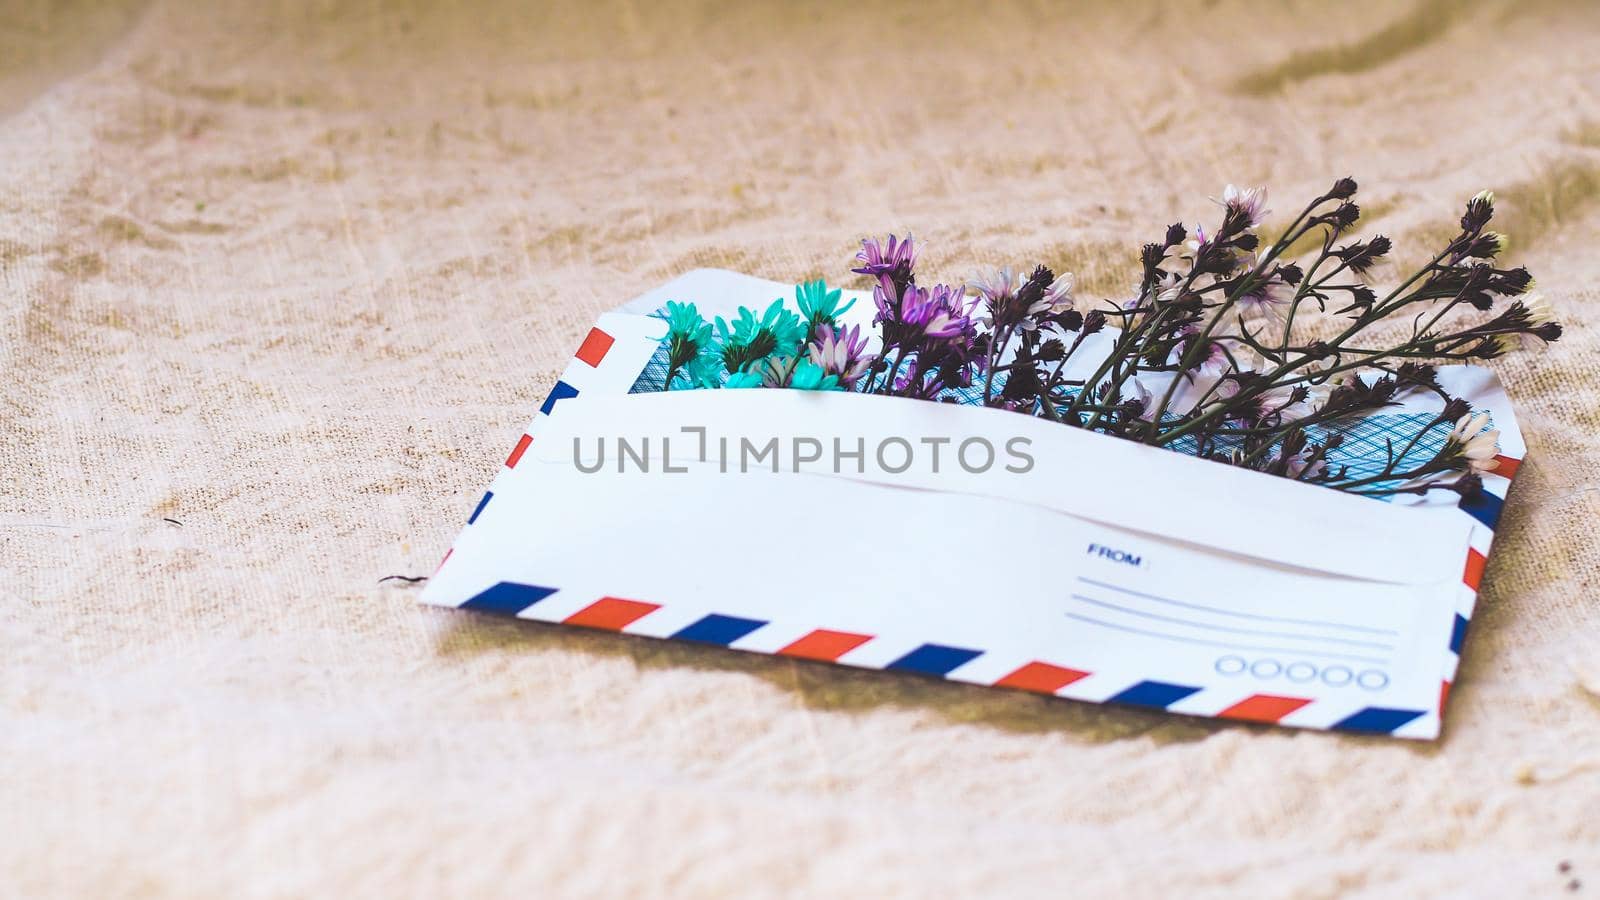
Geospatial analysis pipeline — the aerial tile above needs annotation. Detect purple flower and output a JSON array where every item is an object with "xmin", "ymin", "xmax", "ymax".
[
  {"xmin": 854, "ymin": 234, "xmax": 917, "ymax": 300},
  {"xmin": 807, "ymin": 323, "xmax": 876, "ymax": 389},
  {"xmin": 904, "ymin": 283, "xmax": 971, "ymax": 340},
  {"xmin": 853, "ymin": 233, "xmax": 917, "ymax": 280},
  {"xmin": 875, "ymin": 281, "xmax": 974, "ymax": 346},
  {"xmin": 869, "ymin": 278, "xmax": 985, "ymax": 399}
]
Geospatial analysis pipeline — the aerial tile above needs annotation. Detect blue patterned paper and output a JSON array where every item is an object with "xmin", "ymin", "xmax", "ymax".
[{"xmin": 629, "ymin": 312, "xmax": 1461, "ymax": 496}]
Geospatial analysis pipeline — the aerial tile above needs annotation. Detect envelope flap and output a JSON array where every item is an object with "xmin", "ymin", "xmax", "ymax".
[{"xmin": 531, "ymin": 389, "xmax": 1477, "ymax": 586}]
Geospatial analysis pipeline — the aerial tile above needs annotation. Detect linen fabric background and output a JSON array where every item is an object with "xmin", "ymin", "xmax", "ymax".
[{"xmin": 4, "ymin": 1, "xmax": 1598, "ymax": 897}]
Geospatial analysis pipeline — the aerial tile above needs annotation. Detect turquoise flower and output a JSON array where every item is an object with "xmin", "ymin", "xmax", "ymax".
[
  {"xmin": 715, "ymin": 300, "xmax": 806, "ymax": 375},
  {"xmin": 789, "ymin": 359, "xmax": 843, "ymax": 391},
  {"xmin": 682, "ymin": 353, "xmax": 725, "ymax": 389},
  {"xmin": 659, "ymin": 300, "xmax": 713, "ymax": 390},
  {"xmin": 794, "ymin": 279, "xmax": 855, "ymax": 334},
  {"xmin": 724, "ymin": 370, "xmax": 765, "ymax": 389}
]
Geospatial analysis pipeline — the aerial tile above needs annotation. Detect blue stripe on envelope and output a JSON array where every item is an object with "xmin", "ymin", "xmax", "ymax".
[
  {"xmin": 886, "ymin": 643, "xmax": 983, "ymax": 676},
  {"xmin": 1108, "ymin": 680, "xmax": 1202, "ymax": 709},
  {"xmin": 468, "ymin": 490, "xmax": 493, "ymax": 525},
  {"xmin": 1332, "ymin": 707, "xmax": 1425, "ymax": 734},
  {"xmin": 1458, "ymin": 489, "xmax": 1504, "ymax": 530},
  {"xmin": 540, "ymin": 380, "xmax": 580, "ymax": 415},
  {"xmin": 460, "ymin": 581, "xmax": 557, "ymax": 616},
  {"xmin": 673, "ymin": 614, "xmax": 766, "ymax": 646},
  {"xmin": 1449, "ymin": 614, "xmax": 1469, "ymax": 654}
]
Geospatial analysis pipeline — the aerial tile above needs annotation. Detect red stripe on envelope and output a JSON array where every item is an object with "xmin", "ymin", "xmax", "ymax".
[
  {"xmin": 574, "ymin": 327, "xmax": 615, "ymax": 367},
  {"xmin": 505, "ymin": 434, "xmax": 533, "ymax": 469},
  {"xmin": 778, "ymin": 629, "xmax": 872, "ymax": 662},
  {"xmin": 1440, "ymin": 680, "xmax": 1451, "ymax": 713},
  {"xmin": 994, "ymin": 661, "xmax": 1090, "ymax": 694},
  {"xmin": 564, "ymin": 597, "xmax": 660, "ymax": 631},
  {"xmin": 1491, "ymin": 455, "xmax": 1521, "ymax": 479},
  {"xmin": 1218, "ymin": 694, "xmax": 1312, "ymax": 723},
  {"xmin": 1463, "ymin": 548, "xmax": 1487, "ymax": 591}
]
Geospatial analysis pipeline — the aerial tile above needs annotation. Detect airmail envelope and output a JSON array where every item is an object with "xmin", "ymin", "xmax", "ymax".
[{"xmin": 422, "ymin": 270, "xmax": 1524, "ymax": 739}]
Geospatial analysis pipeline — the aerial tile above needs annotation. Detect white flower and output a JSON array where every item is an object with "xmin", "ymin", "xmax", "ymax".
[
  {"xmin": 1492, "ymin": 333, "xmax": 1521, "ymax": 356},
  {"xmin": 1232, "ymin": 255, "xmax": 1295, "ymax": 320},
  {"xmin": 1525, "ymin": 292, "xmax": 1556, "ymax": 326},
  {"xmin": 1492, "ymin": 293, "xmax": 1557, "ymax": 355},
  {"xmin": 967, "ymin": 265, "xmax": 1016, "ymax": 305},
  {"xmin": 1130, "ymin": 378, "xmax": 1158, "ymax": 421},
  {"xmin": 1042, "ymin": 271, "xmax": 1075, "ymax": 313},
  {"xmin": 1275, "ymin": 446, "xmax": 1327, "ymax": 480},
  {"xmin": 1259, "ymin": 384, "xmax": 1317, "ymax": 422},
  {"xmin": 1221, "ymin": 184, "xmax": 1271, "ymax": 228},
  {"xmin": 1166, "ymin": 327, "xmax": 1229, "ymax": 373},
  {"xmin": 1446, "ymin": 412, "xmax": 1500, "ymax": 473},
  {"xmin": 1152, "ymin": 271, "xmax": 1183, "ymax": 305},
  {"xmin": 969, "ymin": 265, "xmax": 1075, "ymax": 330}
]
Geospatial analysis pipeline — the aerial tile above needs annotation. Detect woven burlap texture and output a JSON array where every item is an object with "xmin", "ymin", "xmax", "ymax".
[{"xmin": 3, "ymin": 1, "xmax": 1598, "ymax": 897}]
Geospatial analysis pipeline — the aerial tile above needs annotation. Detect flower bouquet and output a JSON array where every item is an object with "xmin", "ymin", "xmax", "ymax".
[
  {"xmin": 423, "ymin": 179, "xmax": 1552, "ymax": 739},
  {"xmin": 652, "ymin": 180, "xmax": 1557, "ymax": 501}
]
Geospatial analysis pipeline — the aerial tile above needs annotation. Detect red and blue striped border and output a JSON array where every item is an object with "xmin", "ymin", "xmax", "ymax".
[
  {"xmin": 435, "ymin": 317, "xmax": 1525, "ymax": 739},
  {"xmin": 449, "ymin": 578, "xmax": 1434, "ymax": 735}
]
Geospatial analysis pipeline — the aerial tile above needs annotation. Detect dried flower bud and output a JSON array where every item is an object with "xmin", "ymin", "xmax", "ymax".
[
  {"xmin": 1395, "ymin": 362, "xmax": 1440, "ymax": 391},
  {"xmin": 1191, "ymin": 242, "xmax": 1238, "ymax": 278},
  {"xmin": 1330, "ymin": 202, "xmax": 1361, "ymax": 229},
  {"xmin": 1234, "ymin": 233, "xmax": 1260, "ymax": 252},
  {"xmin": 1324, "ymin": 433, "xmax": 1345, "ymax": 451},
  {"xmin": 1462, "ymin": 190, "xmax": 1495, "ymax": 232},
  {"xmin": 1082, "ymin": 310, "xmax": 1106, "ymax": 335},
  {"xmin": 1442, "ymin": 397, "xmax": 1472, "ymax": 421},
  {"xmin": 1279, "ymin": 429, "xmax": 1308, "ymax": 456},
  {"xmin": 1372, "ymin": 378, "xmax": 1398, "ymax": 404},
  {"xmin": 1328, "ymin": 177, "xmax": 1358, "ymax": 200},
  {"xmin": 1036, "ymin": 338, "xmax": 1065, "ymax": 362},
  {"xmin": 1277, "ymin": 263, "xmax": 1304, "ymax": 286},
  {"xmin": 1026, "ymin": 265, "xmax": 1055, "ymax": 293},
  {"xmin": 1472, "ymin": 337, "xmax": 1505, "ymax": 359},
  {"xmin": 1452, "ymin": 472, "xmax": 1484, "ymax": 500},
  {"xmin": 1001, "ymin": 359, "xmax": 1043, "ymax": 402},
  {"xmin": 1141, "ymin": 242, "xmax": 1166, "ymax": 272},
  {"xmin": 1491, "ymin": 266, "xmax": 1533, "ymax": 295},
  {"xmin": 1303, "ymin": 340, "xmax": 1332, "ymax": 361},
  {"xmin": 1351, "ymin": 285, "xmax": 1377, "ymax": 307},
  {"xmin": 1164, "ymin": 222, "xmax": 1187, "ymax": 247},
  {"xmin": 1534, "ymin": 322, "xmax": 1563, "ymax": 342},
  {"xmin": 1468, "ymin": 232, "xmax": 1507, "ymax": 259},
  {"xmin": 1341, "ymin": 235, "xmax": 1391, "ymax": 273}
]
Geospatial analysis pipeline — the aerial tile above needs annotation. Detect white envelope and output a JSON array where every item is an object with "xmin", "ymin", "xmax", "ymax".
[{"xmin": 422, "ymin": 270, "xmax": 1524, "ymax": 739}]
